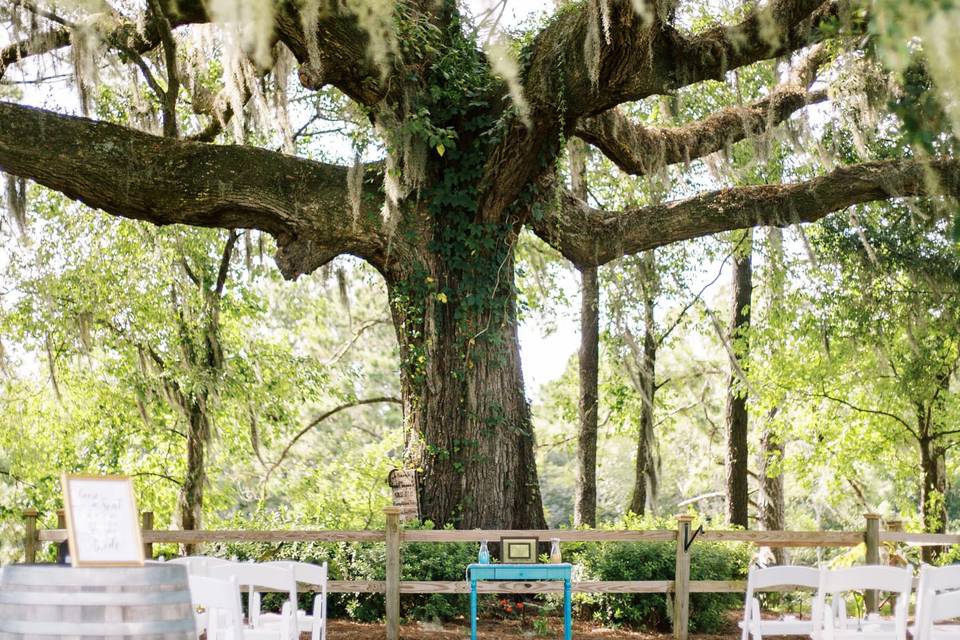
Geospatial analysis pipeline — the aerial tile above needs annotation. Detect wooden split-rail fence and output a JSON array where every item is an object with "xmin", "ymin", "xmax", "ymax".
[{"xmin": 20, "ymin": 508, "xmax": 960, "ymax": 640}]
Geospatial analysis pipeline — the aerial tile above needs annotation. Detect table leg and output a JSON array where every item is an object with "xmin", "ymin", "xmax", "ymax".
[
  {"xmin": 564, "ymin": 578, "xmax": 572, "ymax": 640},
  {"xmin": 471, "ymin": 580, "xmax": 478, "ymax": 640}
]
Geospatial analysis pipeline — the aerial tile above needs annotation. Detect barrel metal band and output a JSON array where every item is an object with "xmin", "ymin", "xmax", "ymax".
[
  {"xmin": 1, "ymin": 565, "xmax": 186, "ymax": 586},
  {"xmin": 0, "ymin": 618, "xmax": 197, "ymax": 635},
  {"xmin": 0, "ymin": 589, "xmax": 191, "ymax": 606}
]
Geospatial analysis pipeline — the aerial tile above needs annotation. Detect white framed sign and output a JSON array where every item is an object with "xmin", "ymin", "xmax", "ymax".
[{"xmin": 61, "ymin": 474, "xmax": 144, "ymax": 567}]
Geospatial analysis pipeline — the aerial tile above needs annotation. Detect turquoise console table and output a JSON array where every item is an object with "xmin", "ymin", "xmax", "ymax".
[{"xmin": 466, "ymin": 563, "xmax": 572, "ymax": 640}]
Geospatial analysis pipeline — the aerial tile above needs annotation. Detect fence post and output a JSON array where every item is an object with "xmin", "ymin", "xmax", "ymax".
[
  {"xmin": 384, "ymin": 507, "xmax": 401, "ymax": 640},
  {"xmin": 142, "ymin": 511, "xmax": 154, "ymax": 560},
  {"xmin": 23, "ymin": 509, "xmax": 38, "ymax": 563},
  {"xmin": 885, "ymin": 517, "xmax": 904, "ymax": 611},
  {"xmin": 674, "ymin": 514, "xmax": 694, "ymax": 640},
  {"xmin": 864, "ymin": 513, "xmax": 881, "ymax": 613},
  {"xmin": 56, "ymin": 509, "xmax": 68, "ymax": 564}
]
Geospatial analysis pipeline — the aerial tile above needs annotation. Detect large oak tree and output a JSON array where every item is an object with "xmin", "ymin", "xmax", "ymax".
[{"xmin": 1, "ymin": 0, "xmax": 958, "ymax": 528}]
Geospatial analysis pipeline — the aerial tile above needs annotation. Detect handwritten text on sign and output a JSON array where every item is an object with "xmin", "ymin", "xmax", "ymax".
[
  {"xmin": 64, "ymin": 476, "xmax": 143, "ymax": 565},
  {"xmin": 387, "ymin": 469, "xmax": 420, "ymax": 523}
]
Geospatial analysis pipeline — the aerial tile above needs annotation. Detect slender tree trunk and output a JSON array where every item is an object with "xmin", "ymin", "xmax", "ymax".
[
  {"xmin": 758, "ymin": 426, "xmax": 786, "ymax": 563},
  {"xmin": 629, "ymin": 250, "xmax": 657, "ymax": 516},
  {"xmin": 570, "ymin": 139, "xmax": 599, "ymax": 528},
  {"xmin": 576, "ymin": 266, "xmax": 599, "ymax": 526},
  {"xmin": 726, "ymin": 230, "xmax": 753, "ymax": 528},
  {"xmin": 179, "ymin": 403, "xmax": 210, "ymax": 554},
  {"xmin": 758, "ymin": 227, "xmax": 786, "ymax": 561},
  {"xmin": 919, "ymin": 429, "xmax": 947, "ymax": 562}
]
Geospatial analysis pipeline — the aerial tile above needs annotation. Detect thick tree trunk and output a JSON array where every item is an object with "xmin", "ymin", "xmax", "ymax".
[
  {"xmin": 628, "ymin": 251, "xmax": 657, "ymax": 516},
  {"xmin": 570, "ymin": 138, "xmax": 599, "ymax": 528},
  {"xmin": 726, "ymin": 230, "xmax": 753, "ymax": 528},
  {"xmin": 919, "ymin": 431, "xmax": 947, "ymax": 561},
  {"xmin": 394, "ymin": 244, "xmax": 546, "ymax": 529}
]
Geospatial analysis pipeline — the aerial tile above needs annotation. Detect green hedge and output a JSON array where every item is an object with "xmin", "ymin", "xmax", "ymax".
[{"xmin": 577, "ymin": 538, "xmax": 751, "ymax": 632}]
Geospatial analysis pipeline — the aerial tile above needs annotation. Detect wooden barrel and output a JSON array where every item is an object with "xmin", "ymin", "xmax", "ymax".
[{"xmin": 0, "ymin": 564, "xmax": 196, "ymax": 640}]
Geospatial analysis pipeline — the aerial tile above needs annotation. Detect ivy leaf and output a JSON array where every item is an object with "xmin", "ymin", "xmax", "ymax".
[
  {"xmin": 436, "ymin": 292, "xmax": 448, "ymax": 303},
  {"xmin": 436, "ymin": 143, "xmax": 445, "ymax": 157}
]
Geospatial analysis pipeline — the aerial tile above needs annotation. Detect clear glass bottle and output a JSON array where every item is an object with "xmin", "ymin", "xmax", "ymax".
[
  {"xmin": 478, "ymin": 540, "xmax": 490, "ymax": 564},
  {"xmin": 549, "ymin": 538, "xmax": 562, "ymax": 564}
]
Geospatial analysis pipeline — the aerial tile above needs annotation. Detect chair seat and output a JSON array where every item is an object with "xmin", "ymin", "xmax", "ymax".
[
  {"xmin": 259, "ymin": 610, "xmax": 315, "ymax": 632},
  {"xmin": 928, "ymin": 625, "xmax": 960, "ymax": 639},
  {"xmin": 828, "ymin": 630, "xmax": 903, "ymax": 640},
  {"xmin": 739, "ymin": 619, "xmax": 815, "ymax": 635}
]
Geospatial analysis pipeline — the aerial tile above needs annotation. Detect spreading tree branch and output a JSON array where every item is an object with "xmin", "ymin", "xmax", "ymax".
[
  {"xmin": 575, "ymin": 88, "xmax": 827, "ymax": 176},
  {"xmin": 523, "ymin": 0, "xmax": 846, "ymax": 121},
  {"xmin": 0, "ymin": 28, "xmax": 71, "ymax": 79},
  {"xmin": 574, "ymin": 42, "xmax": 831, "ymax": 174},
  {"xmin": 670, "ymin": 0, "xmax": 848, "ymax": 89},
  {"xmin": 0, "ymin": 101, "xmax": 388, "ymax": 278},
  {"xmin": 532, "ymin": 158, "xmax": 960, "ymax": 268}
]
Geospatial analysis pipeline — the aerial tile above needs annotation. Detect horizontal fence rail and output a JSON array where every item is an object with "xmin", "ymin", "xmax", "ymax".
[{"xmin": 20, "ymin": 509, "xmax": 960, "ymax": 640}]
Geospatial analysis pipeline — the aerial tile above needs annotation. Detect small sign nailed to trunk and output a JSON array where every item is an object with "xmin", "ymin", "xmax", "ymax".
[{"xmin": 387, "ymin": 469, "xmax": 420, "ymax": 523}]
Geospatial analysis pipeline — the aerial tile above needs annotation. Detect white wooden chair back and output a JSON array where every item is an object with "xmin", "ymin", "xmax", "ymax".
[
  {"xmin": 208, "ymin": 563, "xmax": 298, "ymax": 639},
  {"xmin": 741, "ymin": 566, "xmax": 821, "ymax": 640},
  {"xmin": 813, "ymin": 566, "xmax": 912, "ymax": 640},
  {"xmin": 188, "ymin": 574, "xmax": 244, "ymax": 640},
  {"xmin": 169, "ymin": 556, "xmax": 236, "ymax": 576},
  {"xmin": 916, "ymin": 564, "xmax": 960, "ymax": 640},
  {"xmin": 264, "ymin": 561, "xmax": 329, "ymax": 640}
]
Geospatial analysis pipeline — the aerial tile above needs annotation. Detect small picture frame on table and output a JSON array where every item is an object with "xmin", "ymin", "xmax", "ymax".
[{"xmin": 500, "ymin": 536, "xmax": 538, "ymax": 563}]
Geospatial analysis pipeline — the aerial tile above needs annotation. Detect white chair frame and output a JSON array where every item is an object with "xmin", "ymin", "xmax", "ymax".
[
  {"xmin": 208, "ymin": 562, "xmax": 299, "ymax": 640},
  {"xmin": 914, "ymin": 564, "xmax": 960, "ymax": 640},
  {"xmin": 813, "ymin": 566, "xmax": 913, "ymax": 640},
  {"xmin": 739, "ymin": 565, "xmax": 821, "ymax": 640},
  {"xmin": 259, "ymin": 561, "xmax": 329, "ymax": 640}
]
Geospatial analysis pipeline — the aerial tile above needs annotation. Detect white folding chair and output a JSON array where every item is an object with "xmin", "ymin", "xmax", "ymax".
[
  {"xmin": 813, "ymin": 566, "xmax": 913, "ymax": 640},
  {"xmin": 188, "ymin": 574, "xmax": 244, "ymax": 640},
  {"xmin": 918, "ymin": 587, "xmax": 960, "ymax": 640},
  {"xmin": 913, "ymin": 565, "xmax": 960, "ymax": 640},
  {"xmin": 739, "ymin": 565, "xmax": 821, "ymax": 640},
  {"xmin": 208, "ymin": 563, "xmax": 298, "ymax": 640},
  {"xmin": 259, "ymin": 561, "xmax": 329, "ymax": 640}
]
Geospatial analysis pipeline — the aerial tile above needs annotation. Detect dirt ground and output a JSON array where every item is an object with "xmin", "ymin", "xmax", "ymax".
[{"xmin": 324, "ymin": 619, "xmax": 736, "ymax": 639}]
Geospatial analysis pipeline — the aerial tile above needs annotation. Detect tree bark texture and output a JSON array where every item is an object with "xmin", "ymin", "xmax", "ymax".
[
  {"xmin": 758, "ymin": 427, "xmax": 786, "ymax": 563},
  {"xmin": 628, "ymin": 251, "xmax": 658, "ymax": 516},
  {"xmin": 393, "ymin": 245, "xmax": 547, "ymax": 529},
  {"xmin": 919, "ymin": 432, "xmax": 948, "ymax": 562},
  {"xmin": 726, "ymin": 230, "xmax": 753, "ymax": 528},
  {"xmin": 570, "ymin": 139, "xmax": 599, "ymax": 528},
  {"xmin": 576, "ymin": 265, "xmax": 600, "ymax": 527},
  {"xmin": 758, "ymin": 228, "xmax": 786, "ymax": 562}
]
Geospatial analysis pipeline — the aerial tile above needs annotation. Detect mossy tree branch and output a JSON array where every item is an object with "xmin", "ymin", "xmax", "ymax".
[
  {"xmin": 531, "ymin": 158, "xmax": 960, "ymax": 268},
  {"xmin": 574, "ymin": 86, "xmax": 827, "ymax": 176},
  {"xmin": 0, "ymin": 101, "xmax": 388, "ymax": 278},
  {"xmin": 523, "ymin": 0, "xmax": 845, "ymax": 122}
]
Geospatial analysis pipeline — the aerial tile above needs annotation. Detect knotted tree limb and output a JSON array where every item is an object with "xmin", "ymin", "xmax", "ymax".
[
  {"xmin": 0, "ymin": 101, "xmax": 387, "ymax": 278},
  {"xmin": 531, "ymin": 158, "xmax": 960, "ymax": 268}
]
